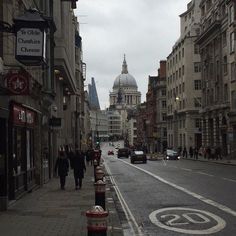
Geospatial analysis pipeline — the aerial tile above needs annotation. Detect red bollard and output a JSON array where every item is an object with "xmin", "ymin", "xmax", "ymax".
[
  {"xmin": 86, "ymin": 205, "xmax": 108, "ymax": 236},
  {"xmin": 94, "ymin": 180, "xmax": 106, "ymax": 210},
  {"xmin": 95, "ymin": 169, "xmax": 104, "ymax": 182},
  {"xmin": 93, "ymin": 159, "xmax": 98, "ymax": 180},
  {"xmin": 94, "ymin": 166, "xmax": 102, "ymax": 182}
]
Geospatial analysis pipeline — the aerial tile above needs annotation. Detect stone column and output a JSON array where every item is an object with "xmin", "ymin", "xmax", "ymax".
[
  {"xmin": 213, "ymin": 117, "xmax": 217, "ymax": 148},
  {"xmin": 205, "ymin": 117, "xmax": 209, "ymax": 146}
]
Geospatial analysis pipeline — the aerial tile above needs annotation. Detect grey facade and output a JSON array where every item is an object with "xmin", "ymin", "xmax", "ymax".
[
  {"xmin": 0, "ymin": 0, "xmax": 87, "ymax": 210},
  {"xmin": 196, "ymin": 0, "xmax": 236, "ymax": 156},
  {"xmin": 167, "ymin": 0, "xmax": 202, "ymax": 151}
]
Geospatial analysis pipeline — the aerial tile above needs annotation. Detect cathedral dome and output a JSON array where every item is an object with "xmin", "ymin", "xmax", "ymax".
[{"xmin": 113, "ymin": 56, "xmax": 137, "ymax": 90}]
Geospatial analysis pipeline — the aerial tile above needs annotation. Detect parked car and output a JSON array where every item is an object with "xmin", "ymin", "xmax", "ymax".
[
  {"xmin": 165, "ymin": 149, "xmax": 180, "ymax": 160},
  {"xmin": 117, "ymin": 148, "xmax": 129, "ymax": 158},
  {"xmin": 108, "ymin": 150, "xmax": 114, "ymax": 155},
  {"xmin": 130, "ymin": 150, "xmax": 147, "ymax": 164}
]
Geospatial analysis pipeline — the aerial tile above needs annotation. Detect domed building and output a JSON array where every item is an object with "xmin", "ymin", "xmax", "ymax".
[
  {"xmin": 109, "ymin": 55, "xmax": 141, "ymax": 108},
  {"xmin": 108, "ymin": 55, "xmax": 141, "ymax": 145}
]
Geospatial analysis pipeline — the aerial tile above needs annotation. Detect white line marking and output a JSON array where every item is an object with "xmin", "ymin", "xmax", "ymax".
[
  {"xmin": 104, "ymin": 161, "xmax": 144, "ymax": 236},
  {"xmin": 120, "ymin": 160, "xmax": 236, "ymax": 217},
  {"xmin": 196, "ymin": 172, "xmax": 214, "ymax": 177},
  {"xmin": 181, "ymin": 168, "xmax": 192, "ymax": 171},
  {"xmin": 222, "ymin": 177, "xmax": 236, "ymax": 183}
]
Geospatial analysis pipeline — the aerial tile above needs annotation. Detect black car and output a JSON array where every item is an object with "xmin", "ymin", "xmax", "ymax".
[
  {"xmin": 165, "ymin": 149, "xmax": 181, "ymax": 160},
  {"xmin": 130, "ymin": 150, "xmax": 147, "ymax": 164},
  {"xmin": 117, "ymin": 148, "xmax": 129, "ymax": 158}
]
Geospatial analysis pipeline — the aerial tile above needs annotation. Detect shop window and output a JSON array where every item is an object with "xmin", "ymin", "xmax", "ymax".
[
  {"xmin": 231, "ymin": 62, "xmax": 235, "ymax": 81},
  {"xmin": 229, "ymin": 5, "xmax": 234, "ymax": 24},
  {"xmin": 194, "ymin": 97, "xmax": 202, "ymax": 108},
  {"xmin": 194, "ymin": 80, "xmax": 202, "ymax": 90},
  {"xmin": 223, "ymin": 56, "xmax": 228, "ymax": 74},
  {"xmin": 13, "ymin": 128, "xmax": 24, "ymax": 174},
  {"xmin": 230, "ymin": 32, "xmax": 235, "ymax": 53},
  {"xmin": 195, "ymin": 119, "xmax": 202, "ymax": 128},
  {"xmin": 194, "ymin": 62, "xmax": 201, "ymax": 72}
]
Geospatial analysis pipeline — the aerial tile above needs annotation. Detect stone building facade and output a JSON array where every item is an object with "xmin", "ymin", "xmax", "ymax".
[
  {"xmin": 166, "ymin": 0, "xmax": 202, "ymax": 151},
  {"xmin": 196, "ymin": 0, "xmax": 236, "ymax": 156},
  {"xmin": 0, "ymin": 0, "xmax": 87, "ymax": 210},
  {"xmin": 155, "ymin": 61, "xmax": 167, "ymax": 153}
]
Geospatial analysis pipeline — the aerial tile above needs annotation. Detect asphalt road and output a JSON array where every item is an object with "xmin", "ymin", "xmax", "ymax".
[{"xmin": 102, "ymin": 141, "xmax": 236, "ymax": 236}]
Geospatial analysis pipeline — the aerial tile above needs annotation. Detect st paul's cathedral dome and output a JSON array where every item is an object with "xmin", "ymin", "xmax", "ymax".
[{"xmin": 109, "ymin": 55, "xmax": 141, "ymax": 108}]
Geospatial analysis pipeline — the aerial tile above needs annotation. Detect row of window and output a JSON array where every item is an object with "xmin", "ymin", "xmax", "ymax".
[
  {"xmin": 167, "ymin": 45, "xmax": 200, "ymax": 71},
  {"xmin": 167, "ymin": 62, "xmax": 201, "ymax": 86},
  {"xmin": 167, "ymin": 80, "xmax": 201, "ymax": 100},
  {"xmin": 167, "ymin": 97, "xmax": 202, "ymax": 113},
  {"xmin": 203, "ymin": 84, "xmax": 229, "ymax": 106},
  {"xmin": 167, "ymin": 118, "xmax": 201, "ymax": 130}
]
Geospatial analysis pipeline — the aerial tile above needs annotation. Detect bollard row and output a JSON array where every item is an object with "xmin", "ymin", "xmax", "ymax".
[{"xmin": 86, "ymin": 205, "xmax": 108, "ymax": 236}]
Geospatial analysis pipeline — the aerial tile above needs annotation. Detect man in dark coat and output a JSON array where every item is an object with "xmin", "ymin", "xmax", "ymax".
[
  {"xmin": 73, "ymin": 150, "xmax": 86, "ymax": 190},
  {"xmin": 55, "ymin": 150, "xmax": 69, "ymax": 190}
]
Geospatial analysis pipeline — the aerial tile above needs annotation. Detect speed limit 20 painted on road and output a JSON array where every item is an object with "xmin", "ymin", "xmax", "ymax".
[{"xmin": 149, "ymin": 207, "xmax": 226, "ymax": 235}]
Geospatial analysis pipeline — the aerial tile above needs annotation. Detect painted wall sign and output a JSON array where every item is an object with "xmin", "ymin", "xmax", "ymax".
[
  {"xmin": 12, "ymin": 104, "xmax": 35, "ymax": 127},
  {"xmin": 149, "ymin": 207, "xmax": 226, "ymax": 235},
  {"xmin": 5, "ymin": 72, "xmax": 29, "ymax": 95}
]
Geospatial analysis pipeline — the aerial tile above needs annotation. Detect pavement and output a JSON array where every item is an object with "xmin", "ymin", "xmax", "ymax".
[
  {"xmin": 0, "ymin": 161, "xmax": 124, "ymax": 236},
  {"xmin": 147, "ymin": 152, "xmax": 236, "ymax": 165}
]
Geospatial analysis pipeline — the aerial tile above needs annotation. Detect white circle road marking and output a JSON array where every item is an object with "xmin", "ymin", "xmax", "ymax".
[
  {"xmin": 119, "ymin": 159, "xmax": 236, "ymax": 217},
  {"xmin": 149, "ymin": 207, "xmax": 226, "ymax": 235}
]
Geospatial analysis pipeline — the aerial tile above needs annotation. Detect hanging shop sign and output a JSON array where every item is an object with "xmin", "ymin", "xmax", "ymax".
[
  {"xmin": 12, "ymin": 104, "xmax": 35, "ymax": 127},
  {"xmin": 15, "ymin": 28, "xmax": 46, "ymax": 63},
  {"xmin": 13, "ymin": 9, "xmax": 49, "ymax": 65},
  {"xmin": 5, "ymin": 71, "xmax": 29, "ymax": 95}
]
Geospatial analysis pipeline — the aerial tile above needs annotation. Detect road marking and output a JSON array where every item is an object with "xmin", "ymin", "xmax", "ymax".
[
  {"xmin": 120, "ymin": 159, "xmax": 236, "ymax": 217},
  {"xmin": 149, "ymin": 207, "xmax": 226, "ymax": 235},
  {"xmin": 104, "ymin": 161, "xmax": 144, "ymax": 236},
  {"xmin": 180, "ymin": 168, "xmax": 192, "ymax": 172},
  {"xmin": 222, "ymin": 177, "xmax": 236, "ymax": 183},
  {"xmin": 196, "ymin": 171, "xmax": 214, "ymax": 177}
]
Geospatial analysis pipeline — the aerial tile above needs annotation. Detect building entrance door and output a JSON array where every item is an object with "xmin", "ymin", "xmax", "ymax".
[{"xmin": 0, "ymin": 118, "xmax": 7, "ymax": 210}]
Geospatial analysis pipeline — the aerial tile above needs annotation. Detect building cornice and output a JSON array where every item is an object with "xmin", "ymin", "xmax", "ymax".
[{"xmin": 195, "ymin": 21, "xmax": 221, "ymax": 45}]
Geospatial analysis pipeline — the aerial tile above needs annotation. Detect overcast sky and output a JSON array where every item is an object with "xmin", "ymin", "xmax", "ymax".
[{"xmin": 75, "ymin": 0, "xmax": 190, "ymax": 109}]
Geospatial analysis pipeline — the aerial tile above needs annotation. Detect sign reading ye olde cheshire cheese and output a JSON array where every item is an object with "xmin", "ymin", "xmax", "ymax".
[{"xmin": 16, "ymin": 28, "xmax": 44, "ymax": 57}]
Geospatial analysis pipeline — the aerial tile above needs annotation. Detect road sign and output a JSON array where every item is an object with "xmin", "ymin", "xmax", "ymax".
[{"xmin": 149, "ymin": 207, "xmax": 226, "ymax": 235}]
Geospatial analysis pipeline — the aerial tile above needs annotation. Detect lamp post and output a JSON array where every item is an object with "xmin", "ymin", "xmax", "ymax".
[{"xmin": 173, "ymin": 96, "xmax": 180, "ymax": 149}]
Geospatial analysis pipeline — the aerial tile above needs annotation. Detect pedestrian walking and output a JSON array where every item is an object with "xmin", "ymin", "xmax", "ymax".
[
  {"xmin": 218, "ymin": 146, "xmax": 222, "ymax": 160},
  {"xmin": 189, "ymin": 146, "xmax": 193, "ymax": 158},
  {"xmin": 72, "ymin": 149, "xmax": 86, "ymax": 190},
  {"xmin": 183, "ymin": 147, "xmax": 188, "ymax": 158},
  {"xmin": 194, "ymin": 147, "xmax": 198, "ymax": 160},
  {"xmin": 178, "ymin": 146, "xmax": 182, "ymax": 156},
  {"xmin": 206, "ymin": 146, "xmax": 211, "ymax": 160},
  {"xmin": 55, "ymin": 148, "xmax": 69, "ymax": 190}
]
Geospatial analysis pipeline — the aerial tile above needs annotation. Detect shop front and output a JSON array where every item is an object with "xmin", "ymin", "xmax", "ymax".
[
  {"xmin": 0, "ymin": 103, "xmax": 9, "ymax": 210},
  {"xmin": 8, "ymin": 102, "xmax": 37, "ymax": 200}
]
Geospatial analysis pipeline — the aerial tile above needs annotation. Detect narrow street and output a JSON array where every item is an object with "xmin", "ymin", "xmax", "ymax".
[{"xmin": 102, "ymin": 142, "xmax": 236, "ymax": 236}]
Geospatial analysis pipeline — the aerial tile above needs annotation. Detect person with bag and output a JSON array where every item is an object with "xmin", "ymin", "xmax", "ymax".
[{"xmin": 55, "ymin": 147, "xmax": 69, "ymax": 190}]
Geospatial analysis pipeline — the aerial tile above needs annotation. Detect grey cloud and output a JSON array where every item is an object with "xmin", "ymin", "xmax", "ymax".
[{"xmin": 77, "ymin": 0, "xmax": 190, "ymax": 108}]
